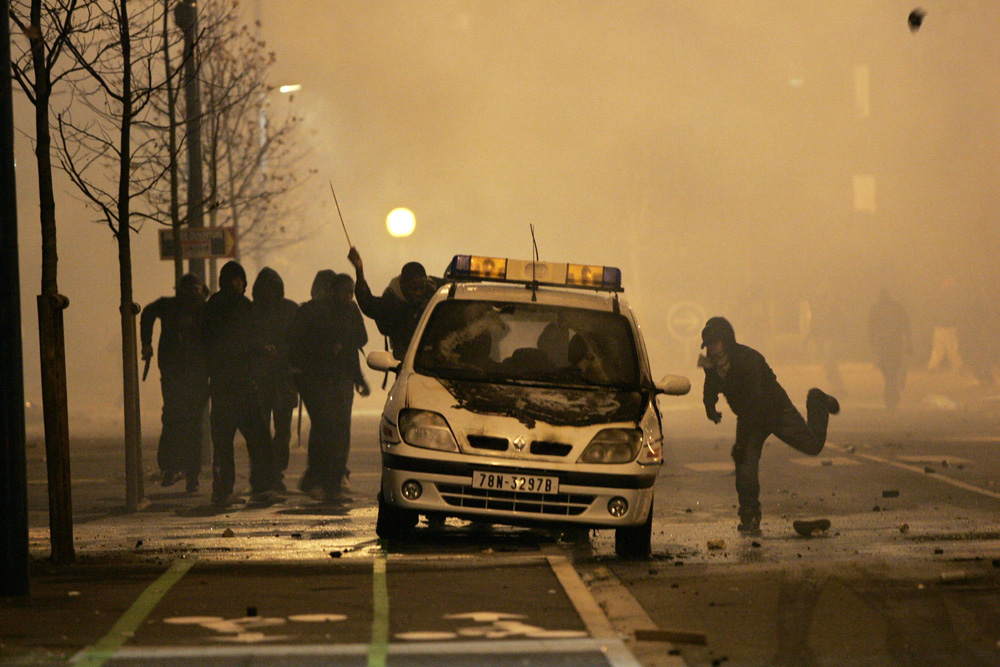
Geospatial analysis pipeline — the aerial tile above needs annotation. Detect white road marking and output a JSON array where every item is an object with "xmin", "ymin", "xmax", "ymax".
[
  {"xmin": 584, "ymin": 566, "xmax": 689, "ymax": 667},
  {"xmin": 895, "ymin": 455, "xmax": 973, "ymax": 466},
  {"xmin": 855, "ymin": 453, "xmax": 1000, "ymax": 501},
  {"xmin": 98, "ymin": 638, "xmax": 616, "ymax": 659},
  {"xmin": 791, "ymin": 457, "xmax": 862, "ymax": 468},
  {"xmin": 546, "ymin": 555, "xmax": 644, "ymax": 667}
]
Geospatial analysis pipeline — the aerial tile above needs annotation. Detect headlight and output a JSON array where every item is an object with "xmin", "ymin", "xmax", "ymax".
[
  {"xmin": 578, "ymin": 429, "xmax": 642, "ymax": 464},
  {"xmin": 398, "ymin": 409, "xmax": 459, "ymax": 452}
]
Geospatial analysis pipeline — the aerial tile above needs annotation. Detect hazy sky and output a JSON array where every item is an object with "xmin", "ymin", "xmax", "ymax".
[{"xmin": 13, "ymin": 1, "xmax": 1000, "ymax": 429}]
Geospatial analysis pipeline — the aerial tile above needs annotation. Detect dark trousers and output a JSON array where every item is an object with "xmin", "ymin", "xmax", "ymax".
[
  {"xmin": 260, "ymin": 375, "xmax": 297, "ymax": 474},
  {"xmin": 297, "ymin": 375, "xmax": 354, "ymax": 496},
  {"xmin": 157, "ymin": 373, "xmax": 209, "ymax": 481},
  {"xmin": 876, "ymin": 354, "xmax": 908, "ymax": 409},
  {"xmin": 732, "ymin": 397, "xmax": 830, "ymax": 520},
  {"xmin": 209, "ymin": 382, "xmax": 277, "ymax": 497}
]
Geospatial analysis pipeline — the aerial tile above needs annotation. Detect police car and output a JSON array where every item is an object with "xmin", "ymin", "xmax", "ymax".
[{"xmin": 367, "ymin": 254, "xmax": 690, "ymax": 557}]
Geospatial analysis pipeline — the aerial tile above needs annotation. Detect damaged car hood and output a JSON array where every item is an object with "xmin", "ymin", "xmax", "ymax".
[{"xmin": 416, "ymin": 375, "xmax": 646, "ymax": 428}]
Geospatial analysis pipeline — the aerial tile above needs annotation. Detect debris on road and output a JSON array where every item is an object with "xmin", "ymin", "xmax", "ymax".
[
  {"xmin": 939, "ymin": 570, "xmax": 968, "ymax": 584},
  {"xmin": 899, "ymin": 523, "xmax": 910, "ymax": 534},
  {"xmin": 793, "ymin": 519, "xmax": 831, "ymax": 537},
  {"xmin": 882, "ymin": 490, "xmax": 900, "ymax": 498},
  {"xmin": 635, "ymin": 628, "xmax": 708, "ymax": 645},
  {"xmin": 707, "ymin": 539, "xmax": 726, "ymax": 550},
  {"xmin": 222, "ymin": 528, "xmax": 235, "ymax": 538}
]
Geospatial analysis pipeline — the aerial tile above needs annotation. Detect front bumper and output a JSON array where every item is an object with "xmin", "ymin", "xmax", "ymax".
[{"xmin": 380, "ymin": 452, "xmax": 656, "ymax": 528}]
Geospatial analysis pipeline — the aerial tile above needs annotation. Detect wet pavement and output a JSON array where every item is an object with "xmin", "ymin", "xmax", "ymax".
[{"xmin": 5, "ymin": 364, "xmax": 1000, "ymax": 666}]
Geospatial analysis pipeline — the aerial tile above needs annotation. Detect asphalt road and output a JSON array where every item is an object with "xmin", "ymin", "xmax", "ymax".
[{"xmin": 6, "ymin": 368, "xmax": 1000, "ymax": 666}]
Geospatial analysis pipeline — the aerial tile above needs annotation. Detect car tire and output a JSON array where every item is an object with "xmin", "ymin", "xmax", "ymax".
[
  {"xmin": 615, "ymin": 497, "xmax": 653, "ymax": 559},
  {"xmin": 376, "ymin": 490, "xmax": 418, "ymax": 539}
]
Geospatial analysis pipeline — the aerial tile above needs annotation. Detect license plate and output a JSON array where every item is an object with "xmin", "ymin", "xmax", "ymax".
[{"xmin": 471, "ymin": 471, "xmax": 560, "ymax": 495}]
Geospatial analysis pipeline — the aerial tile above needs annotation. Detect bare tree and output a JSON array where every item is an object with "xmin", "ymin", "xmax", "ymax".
[
  {"xmin": 54, "ymin": 0, "xmax": 183, "ymax": 512},
  {"xmin": 142, "ymin": 0, "xmax": 317, "ymax": 285},
  {"xmin": 9, "ymin": 0, "xmax": 102, "ymax": 563}
]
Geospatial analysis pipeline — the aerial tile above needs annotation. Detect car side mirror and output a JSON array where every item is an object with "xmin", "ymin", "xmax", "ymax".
[
  {"xmin": 655, "ymin": 374, "xmax": 691, "ymax": 396},
  {"xmin": 367, "ymin": 350, "xmax": 401, "ymax": 373}
]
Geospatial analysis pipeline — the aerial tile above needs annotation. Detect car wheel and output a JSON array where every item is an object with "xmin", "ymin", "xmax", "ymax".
[
  {"xmin": 376, "ymin": 490, "xmax": 418, "ymax": 539},
  {"xmin": 615, "ymin": 497, "xmax": 653, "ymax": 559}
]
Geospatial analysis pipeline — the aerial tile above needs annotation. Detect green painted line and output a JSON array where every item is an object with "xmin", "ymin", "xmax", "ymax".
[
  {"xmin": 367, "ymin": 553, "xmax": 389, "ymax": 667},
  {"xmin": 72, "ymin": 559, "xmax": 195, "ymax": 666}
]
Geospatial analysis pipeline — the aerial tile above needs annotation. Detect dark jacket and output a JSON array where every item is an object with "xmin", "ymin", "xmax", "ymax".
[
  {"xmin": 251, "ymin": 268, "xmax": 299, "ymax": 383},
  {"xmin": 140, "ymin": 294, "xmax": 206, "ymax": 378},
  {"xmin": 202, "ymin": 284, "xmax": 265, "ymax": 389},
  {"xmin": 288, "ymin": 297, "xmax": 368, "ymax": 381},
  {"xmin": 703, "ymin": 343, "xmax": 793, "ymax": 427},
  {"xmin": 355, "ymin": 275, "xmax": 441, "ymax": 360}
]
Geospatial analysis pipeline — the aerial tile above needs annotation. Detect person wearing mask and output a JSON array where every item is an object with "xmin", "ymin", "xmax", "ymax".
[
  {"xmin": 140, "ymin": 273, "xmax": 209, "ymax": 493},
  {"xmin": 288, "ymin": 271, "xmax": 368, "ymax": 502},
  {"xmin": 202, "ymin": 260, "xmax": 279, "ymax": 506},
  {"xmin": 700, "ymin": 317, "xmax": 840, "ymax": 535},
  {"xmin": 251, "ymin": 267, "xmax": 299, "ymax": 490},
  {"xmin": 347, "ymin": 246, "xmax": 443, "ymax": 360}
]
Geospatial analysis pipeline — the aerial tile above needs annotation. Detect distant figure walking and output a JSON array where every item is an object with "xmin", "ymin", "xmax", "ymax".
[
  {"xmin": 140, "ymin": 273, "xmax": 209, "ymax": 493},
  {"xmin": 867, "ymin": 290, "xmax": 913, "ymax": 410},
  {"xmin": 700, "ymin": 317, "xmax": 840, "ymax": 535},
  {"xmin": 926, "ymin": 277, "xmax": 963, "ymax": 373}
]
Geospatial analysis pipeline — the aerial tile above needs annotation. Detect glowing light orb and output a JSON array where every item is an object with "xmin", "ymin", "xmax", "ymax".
[{"xmin": 386, "ymin": 208, "xmax": 416, "ymax": 238}]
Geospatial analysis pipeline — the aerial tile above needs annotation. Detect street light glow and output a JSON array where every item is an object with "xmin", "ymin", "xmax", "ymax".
[
  {"xmin": 387, "ymin": 208, "xmax": 416, "ymax": 238},
  {"xmin": 279, "ymin": 84, "xmax": 302, "ymax": 94}
]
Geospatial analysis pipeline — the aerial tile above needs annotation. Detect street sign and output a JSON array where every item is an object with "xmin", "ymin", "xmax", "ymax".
[
  {"xmin": 158, "ymin": 226, "xmax": 237, "ymax": 260},
  {"xmin": 666, "ymin": 300, "xmax": 707, "ymax": 343}
]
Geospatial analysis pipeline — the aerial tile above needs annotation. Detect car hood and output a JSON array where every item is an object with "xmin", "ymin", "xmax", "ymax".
[{"xmin": 411, "ymin": 374, "xmax": 646, "ymax": 429}]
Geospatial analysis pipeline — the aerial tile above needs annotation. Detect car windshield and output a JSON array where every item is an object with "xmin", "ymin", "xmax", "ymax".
[{"xmin": 413, "ymin": 300, "xmax": 640, "ymax": 388}]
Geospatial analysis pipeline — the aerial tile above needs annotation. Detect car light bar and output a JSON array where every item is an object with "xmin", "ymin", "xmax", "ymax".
[{"xmin": 445, "ymin": 255, "xmax": 623, "ymax": 292}]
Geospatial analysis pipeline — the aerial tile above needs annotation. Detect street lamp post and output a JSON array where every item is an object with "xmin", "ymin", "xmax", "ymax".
[{"xmin": 174, "ymin": 0, "xmax": 205, "ymax": 283}]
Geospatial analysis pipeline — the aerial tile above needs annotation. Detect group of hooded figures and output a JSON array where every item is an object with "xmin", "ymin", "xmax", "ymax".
[
  {"xmin": 143, "ymin": 246, "xmax": 845, "ymax": 533},
  {"xmin": 140, "ymin": 247, "xmax": 440, "ymax": 507}
]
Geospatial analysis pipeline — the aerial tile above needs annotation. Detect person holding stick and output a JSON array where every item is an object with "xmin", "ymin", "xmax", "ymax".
[
  {"xmin": 346, "ymin": 246, "xmax": 443, "ymax": 361},
  {"xmin": 328, "ymin": 181, "xmax": 441, "ymax": 360}
]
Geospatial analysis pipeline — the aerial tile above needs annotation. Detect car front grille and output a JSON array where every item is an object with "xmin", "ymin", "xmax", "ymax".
[{"xmin": 435, "ymin": 483, "xmax": 595, "ymax": 516}]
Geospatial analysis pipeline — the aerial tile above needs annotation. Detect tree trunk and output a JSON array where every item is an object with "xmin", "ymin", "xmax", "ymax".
[
  {"xmin": 118, "ymin": 0, "xmax": 144, "ymax": 513},
  {"xmin": 30, "ymin": 0, "xmax": 74, "ymax": 562}
]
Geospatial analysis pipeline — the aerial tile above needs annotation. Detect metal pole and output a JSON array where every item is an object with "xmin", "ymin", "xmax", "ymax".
[
  {"xmin": 175, "ymin": 0, "xmax": 204, "ymax": 283},
  {"xmin": 1, "ymin": 0, "xmax": 32, "ymax": 595}
]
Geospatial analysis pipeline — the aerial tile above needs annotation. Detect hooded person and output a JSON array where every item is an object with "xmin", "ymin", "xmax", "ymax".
[
  {"xmin": 288, "ymin": 270, "xmax": 368, "ymax": 501},
  {"xmin": 347, "ymin": 246, "xmax": 444, "ymax": 360},
  {"xmin": 202, "ymin": 260, "xmax": 279, "ymax": 506},
  {"xmin": 251, "ymin": 267, "xmax": 300, "ymax": 488},
  {"xmin": 140, "ymin": 273, "xmax": 209, "ymax": 492},
  {"xmin": 699, "ymin": 316, "xmax": 840, "ymax": 535}
]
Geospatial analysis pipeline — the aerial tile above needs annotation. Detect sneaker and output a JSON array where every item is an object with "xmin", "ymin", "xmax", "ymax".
[
  {"xmin": 737, "ymin": 514, "xmax": 761, "ymax": 535},
  {"xmin": 211, "ymin": 490, "xmax": 237, "ymax": 507},
  {"xmin": 793, "ymin": 518, "xmax": 831, "ymax": 537},
  {"xmin": 185, "ymin": 477, "xmax": 200, "ymax": 494},
  {"xmin": 808, "ymin": 388, "xmax": 840, "ymax": 415},
  {"xmin": 161, "ymin": 471, "xmax": 182, "ymax": 488}
]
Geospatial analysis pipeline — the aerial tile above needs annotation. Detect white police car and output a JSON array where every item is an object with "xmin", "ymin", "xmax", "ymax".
[{"xmin": 367, "ymin": 254, "xmax": 690, "ymax": 557}]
